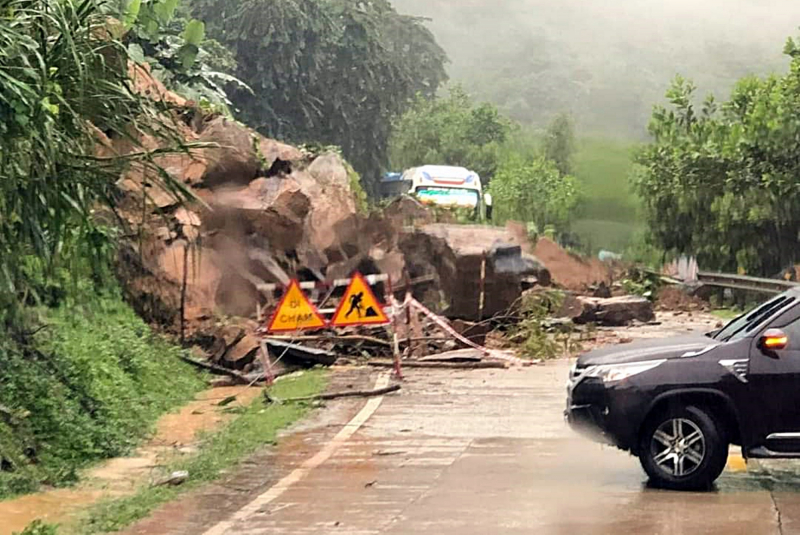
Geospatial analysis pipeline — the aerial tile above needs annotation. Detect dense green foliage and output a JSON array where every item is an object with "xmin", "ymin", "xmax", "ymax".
[
  {"xmin": 634, "ymin": 38, "xmax": 800, "ymax": 275},
  {"xmin": 15, "ymin": 521, "xmax": 59, "ymax": 535},
  {"xmin": 389, "ymin": 86, "xmax": 512, "ymax": 181},
  {"xmin": 488, "ymin": 156, "xmax": 579, "ymax": 231},
  {"xmin": 0, "ymin": 294, "xmax": 205, "ymax": 498},
  {"xmin": 511, "ymin": 290, "xmax": 581, "ymax": 360},
  {"xmin": 78, "ymin": 370, "xmax": 327, "ymax": 534},
  {"xmin": 192, "ymin": 0, "xmax": 448, "ymax": 191},
  {"xmin": 117, "ymin": 0, "xmax": 245, "ymax": 112},
  {"xmin": 0, "ymin": 0, "xmax": 189, "ymax": 324}
]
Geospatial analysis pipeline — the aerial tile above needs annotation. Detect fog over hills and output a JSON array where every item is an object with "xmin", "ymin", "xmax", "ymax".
[{"xmin": 392, "ymin": 0, "xmax": 800, "ymax": 137}]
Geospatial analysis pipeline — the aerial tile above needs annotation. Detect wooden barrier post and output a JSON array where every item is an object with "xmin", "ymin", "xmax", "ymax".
[
  {"xmin": 404, "ymin": 275, "xmax": 414, "ymax": 358},
  {"xmin": 385, "ymin": 278, "xmax": 404, "ymax": 380}
]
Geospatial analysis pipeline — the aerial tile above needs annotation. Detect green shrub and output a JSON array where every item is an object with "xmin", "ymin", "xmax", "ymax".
[
  {"xmin": 489, "ymin": 156, "xmax": 579, "ymax": 230},
  {"xmin": 14, "ymin": 520, "xmax": 60, "ymax": 535},
  {"xmin": 0, "ymin": 295, "xmax": 205, "ymax": 498},
  {"xmin": 511, "ymin": 290, "xmax": 580, "ymax": 359}
]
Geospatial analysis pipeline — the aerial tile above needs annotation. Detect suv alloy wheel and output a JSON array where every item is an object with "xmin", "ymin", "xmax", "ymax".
[{"xmin": 639, "ymin": 405, "xmax": 729, "ymax": 490}]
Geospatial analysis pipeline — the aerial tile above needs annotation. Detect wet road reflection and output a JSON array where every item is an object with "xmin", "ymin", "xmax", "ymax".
[
  {"xmin": 238, "ymin": 361, "xmax": 800, "ymax": 535},
  {"xmin": 123, "ymin": 361, "xmax": 800, "ymax": 535}
]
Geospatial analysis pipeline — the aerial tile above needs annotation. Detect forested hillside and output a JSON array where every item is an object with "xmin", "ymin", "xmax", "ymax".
[{"xmin": 391, "ymin": 0, "xmax": 799, "ymax": 137}]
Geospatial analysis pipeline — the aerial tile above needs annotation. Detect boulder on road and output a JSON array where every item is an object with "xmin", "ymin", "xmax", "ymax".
[
  {"xmin": 572, "ymin": 295, "xmax": 655, "ymax": 326},
  {"xmin": 398, "ymin": 224, "xmax": 551, "ymax": 320}
]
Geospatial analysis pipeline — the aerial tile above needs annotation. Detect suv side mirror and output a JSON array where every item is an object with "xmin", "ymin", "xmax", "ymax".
[{"xmin": 761, "ymin": 328, "xmax": 789, "ymax": 351}]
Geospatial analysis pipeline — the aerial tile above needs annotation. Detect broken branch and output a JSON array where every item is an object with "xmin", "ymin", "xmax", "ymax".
[
  {"xmin": 179, "ymin": 355, "xmax": 253, "ymax": 385},
  {"xmin": 367, "ymin": 360, "xmax": 507, "ymax": 370},
  {"xmin": 278, "ymin": 384, "xmax": 401, "ymax": 403}
]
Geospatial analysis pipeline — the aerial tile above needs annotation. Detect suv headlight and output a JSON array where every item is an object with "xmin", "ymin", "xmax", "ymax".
[{"xmin": 584, "ymin": 360, "xmax": 666, "ymax": 384}]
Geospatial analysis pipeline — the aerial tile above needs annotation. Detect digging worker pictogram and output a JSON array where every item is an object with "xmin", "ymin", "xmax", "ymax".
[
  {"xmin": 346, "ymin": 292, "xmax": 365, "ymax": 318},
  {"xmin": 332, "ymin": 273, "xmax": 389, "ymax": 327}
]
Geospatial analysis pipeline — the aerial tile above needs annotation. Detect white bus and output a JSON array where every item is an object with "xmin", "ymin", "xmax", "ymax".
[{"xmin": 402, "ymin": 165, "xmax": 491, "ymax": 217}]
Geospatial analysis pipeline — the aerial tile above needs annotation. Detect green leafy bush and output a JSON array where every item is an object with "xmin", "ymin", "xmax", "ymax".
[
  {"xmin": 510, "ymin": 290, "xmax": 580, "ymax": 360},
  {"xmin": 619, "ymin": 268, "xmax": 661, "ymax": 301},
  {"xmin": 634, "ymin": 36, "xmax": 800, "ymax": 275},
  {"xmin": 14, "ymin": 520, "xmax": 59, "ymax": 535},
  {"xmin": 489, "ymin": 156, "xmax": 580, "ymax": 230},
  {"xmin": 118, "ymin": 0, "xmax": 247, "ymax": 113},
  {"xmin": 0, "ymin": 0, "xmax": 192, "ymax": 325}
]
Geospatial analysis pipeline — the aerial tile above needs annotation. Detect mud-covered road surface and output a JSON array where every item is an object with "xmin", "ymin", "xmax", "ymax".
[{"xmin": 123, "ymin": 314, "xmax": 800, "ymax": 535}]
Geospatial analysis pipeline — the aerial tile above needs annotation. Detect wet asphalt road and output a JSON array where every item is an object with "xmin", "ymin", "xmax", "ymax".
[{"xmin": 128, "ymin": 359, "xmax": 800, "ymax": 535}]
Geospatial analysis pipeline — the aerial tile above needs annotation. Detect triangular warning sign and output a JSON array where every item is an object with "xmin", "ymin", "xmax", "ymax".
[
  {"xmin": 332, "ymin": 272, "xmax": 390, "ymax": 327},
  {"xmin": 267, "ymin": 280, "xmax": 327, "ymax": 333}
]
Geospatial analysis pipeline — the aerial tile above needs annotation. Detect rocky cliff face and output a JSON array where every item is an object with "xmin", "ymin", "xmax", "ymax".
[{"xmin": 104, "ymin": 64, "xmax": 364, "ymax": 367}]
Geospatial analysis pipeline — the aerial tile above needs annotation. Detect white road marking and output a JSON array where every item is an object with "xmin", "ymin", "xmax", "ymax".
[{"xmin": 200, "ymin": 373, "xmax": 392, "ymax": 535}]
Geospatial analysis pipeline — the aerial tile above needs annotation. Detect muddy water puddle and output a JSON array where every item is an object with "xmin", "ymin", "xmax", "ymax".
[{"xmin": 0, "ymin": 385, "xmax": 264, "ymax": 535}]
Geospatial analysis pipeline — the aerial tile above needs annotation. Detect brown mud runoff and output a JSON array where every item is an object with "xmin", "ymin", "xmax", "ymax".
[{"xmin": 0, "ymin": 385, "xmax": 263, "ymax": 535}]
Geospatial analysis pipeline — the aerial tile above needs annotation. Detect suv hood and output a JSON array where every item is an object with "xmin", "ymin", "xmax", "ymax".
[{"xmin": 577, "ymin": 334, "xmax": 719, "ymax": 367}]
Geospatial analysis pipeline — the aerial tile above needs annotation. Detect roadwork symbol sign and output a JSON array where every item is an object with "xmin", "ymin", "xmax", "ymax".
[
  {"xmin": 267, "ymin": 280, "xmax": 327, "ymax": 332},
  {"xmin": 331, "ymin": 272, "xmax": 389, "ymax": 327}
]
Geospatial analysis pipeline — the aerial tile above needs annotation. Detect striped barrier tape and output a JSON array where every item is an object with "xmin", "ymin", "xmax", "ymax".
[{"xmin": 407, "ymin": 297, "xmax": 529, "ymax": 367}]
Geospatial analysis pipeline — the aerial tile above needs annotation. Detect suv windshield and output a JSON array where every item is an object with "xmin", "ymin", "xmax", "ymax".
[{"xmin": 713, "ymin": 292, "xmax": 796, "ymax": 342}]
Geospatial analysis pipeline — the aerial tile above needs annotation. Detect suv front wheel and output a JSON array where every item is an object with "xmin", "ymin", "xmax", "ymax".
[{"xmin": 638, "ymin": 405, "xmax": 729, "ymax": 491}]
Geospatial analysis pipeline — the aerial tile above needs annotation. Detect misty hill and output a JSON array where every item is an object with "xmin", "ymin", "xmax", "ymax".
[{"xmin": 392, "ymin": 0, "xmax": 800, "ymax": 138}]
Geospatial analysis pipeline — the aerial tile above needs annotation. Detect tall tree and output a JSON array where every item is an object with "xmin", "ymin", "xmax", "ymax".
[
  {"xmin": 488, "ymin": 156, "xmax": 579, "ymax": 230},
  {"xmin": 191, "ymin": 0, "xmax": 449, "ymax": 192},
  {"xmin": 634, "ymin": 37, "xmax": 800, "ymax": 276},
  {"xmin": 543, "ymin": 113, "xmax": 575, "ymax": 176},
  {"xmin": 389, "ymin": 86, "xmax": 512, "ymax": 182}
]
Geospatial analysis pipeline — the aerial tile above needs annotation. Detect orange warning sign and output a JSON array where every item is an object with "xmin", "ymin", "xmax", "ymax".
[
  {"xmin": 267, "ymin": 280, "xmax": 327, "ymax": 333},
  {"xmin": 331, "ymin": 273, "xmax": 389, "ymax": 327}
]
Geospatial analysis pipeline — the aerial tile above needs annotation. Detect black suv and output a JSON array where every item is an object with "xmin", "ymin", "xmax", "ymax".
[{"xmin": 566, "ymin": 288, "xmax": 800, "ymax": 490}]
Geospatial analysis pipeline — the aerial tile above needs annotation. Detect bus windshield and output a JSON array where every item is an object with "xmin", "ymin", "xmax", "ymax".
[{"xmin": 415, "ymin": 187, "xmax": 479, "ymax": 208}]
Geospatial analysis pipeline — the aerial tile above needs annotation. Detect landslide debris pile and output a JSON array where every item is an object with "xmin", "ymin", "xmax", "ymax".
[{"xmin": 112, "ymin": 65, "xmax": 623, "ymax": 372}]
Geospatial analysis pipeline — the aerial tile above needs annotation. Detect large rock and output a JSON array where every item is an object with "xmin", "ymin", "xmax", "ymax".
[
  {"xmin": 398, "ymin": 224, "xmax": 550, "ymax": 320},
  {"xmin": 258, "ymin": 137, "xmax": 304, "ymax": 171},
  {"xmin": 382, "ymin": 195, "xmax": 436, "ymax": 227},
  {"xmin": 198, "ymin": 116, "xmax": 261, "ymax": 187},
  {"xmin": 117, "ymin": 139, "xmax": 361, "ymax": 325},
  {"xmin": 572, "ymin": 295, "xmax": 655, "ymax": 326},
  {"xmin": 296, "ymin": 154, "xmax": 359, "ymax": 257},
  {"xmin": 129, "ymin": 62, "xmax": 186, "ymax": 107}
]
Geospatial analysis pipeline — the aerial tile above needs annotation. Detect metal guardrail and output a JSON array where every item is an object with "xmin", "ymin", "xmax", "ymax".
[{"xmin": 697, "ymin": 272, "xmax": 800, "ymax": 294}]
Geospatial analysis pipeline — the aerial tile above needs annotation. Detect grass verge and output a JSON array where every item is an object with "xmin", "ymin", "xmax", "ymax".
[
  {"xmin": 572, "ymin": 137, "xmax": 641, "ymax": 253},
  {"xmin": 69, "ymin": 369, "xmax": 328, "ymax": 535},
  {"xmin": 0, "ymin": 295, "xmax": 206, "ymax": 499}
]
